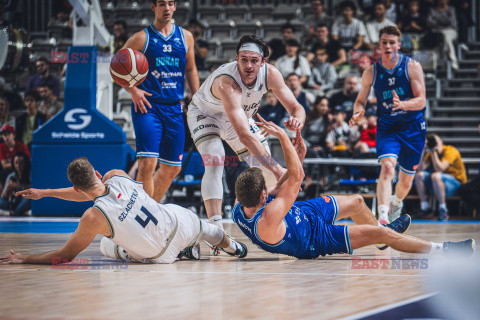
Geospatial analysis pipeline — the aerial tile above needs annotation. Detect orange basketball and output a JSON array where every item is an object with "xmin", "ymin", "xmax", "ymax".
[{"xmin": 110, "ymin": 48, "xmax": 149, "ymax": 88}]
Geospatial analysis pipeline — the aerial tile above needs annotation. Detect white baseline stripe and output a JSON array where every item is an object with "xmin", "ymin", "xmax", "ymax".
[
  {"xmin": 0, "ymin": 217, "xmax": 235, "ymax": 224},
  {"xmin": 338, "ymin": 292, "xmax": 438, "ymax": 320}
]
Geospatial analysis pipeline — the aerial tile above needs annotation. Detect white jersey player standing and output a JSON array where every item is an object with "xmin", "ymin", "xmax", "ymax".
[
  {"xmin": 1, "ymin": 158, "xmax": 247, "ymax": 265},
  {"xmin": 187, "ymin": 35, "xmax": 306, "ymax": 231}
]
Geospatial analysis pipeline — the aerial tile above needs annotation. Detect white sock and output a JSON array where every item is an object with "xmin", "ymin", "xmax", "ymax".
[
  {"xmin": 392, "ymin": 195, "xmax": 403, "ymax": 207},
  {"xmin": 378, "ymin": 204, "xmax": 389, "ymax": 219},
  {"xmin": 223, "ymin": 238, "xmax": 240, "ymax": 254},
  {"xmin": 439, "ymin": 203, "xmax": 447, "ymax": 211},
  {"xmin": 429, "ymin": 242, "xmax": 443, "ymax": 254},
  {"xmin": 421, "ymin": 201, "xmax": 429, "ymax": 211},
  {"xmin": 208, "ymin": 214, "xmax": 224, "ymax": 230}
]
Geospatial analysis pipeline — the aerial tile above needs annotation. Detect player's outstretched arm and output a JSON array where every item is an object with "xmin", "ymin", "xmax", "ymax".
[
  {"xmin": 267, "ymin": 65, "xmax": 306, "ymax": 131},
  {"xmin": 17, "ymin": 187, "xmax": 91, "ymax": 202},
  {"xmin": 0, "ymin": 208, "xmax": 103, "ymax": 264},
  {"xmin": 121, "ymin": 30, "xmax": 153, "ymax": 114},
  {"xmin": 183, "ymin": 29, "xmax": 200, "ymax": 97},
  {"xmin": 256, "ymin": 118, "xmax": 304, "ymax": 229},
  {"xmin": 267, "ymin": 129, "xmax": 307, "ymax": 197},
  {"xmin": 215, "ymin": 76, "xmax": 285, "ymax": 180},
  {"xmin": 392, "ymin": 61, "xmax": 426, "ymax": 112},
  {"xmin": 350, "ymin": 66, "xmax": 373, "ymax": 127}
]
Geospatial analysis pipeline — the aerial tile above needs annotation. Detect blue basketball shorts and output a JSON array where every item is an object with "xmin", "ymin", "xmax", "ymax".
[
  {"xmin": 294, "ymin": 196, "xmax": 353, "ymax": 258},
  {"xmin": 131, "ymin": 102, "xmax": 185, "ymax": 166},
  {"xmin": 376, "ymin": 119, "xmax": 426, "ymax": 174}
]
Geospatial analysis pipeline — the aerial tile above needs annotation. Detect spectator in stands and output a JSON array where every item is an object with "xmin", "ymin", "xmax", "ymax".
[
  {"xmin": 0, "ymin": 152, "xmax": 31, "ymax": 216},
  {"xmin": 285, "ymin": 73, "xmax": 315, "ymax": 114},
  {"xmin": 302, "ymin": 96, "xmax": 332, "ymax": 197},
  {"xmin": 455, "ymin": 0, "xmax": 474, "ymax": 44},
  {"xmin": 325, "ymin": 106, "xmax": 353, "ymax": 156},
  {"xmin": 276, "ymin": 39, "xmax": 312, "ymax": 85},
  {"xmin": 258, "ymin": 91, "xmax": 286, "ymax": 126},
  {"xmin": 307, "ymin": 23, "xmax": 348, "ymax": 69},
  {"xmin": 186, "ymin": 19, "xmax": 205, "ymax": 42},
  {"xmin": 113, "ymin": 20, "xmax": 128, "ymax": 54},
  {"xmin": 15, "ymin": 91, "xmax": 47, "ymax": 150},
  {"xmin": 308, "ymin": 47, "xmax": 338, "ymax": 94},
  {"xmin": 397, "ymin": 0, "xmax": 426, "ymax": 34},
  {"xmin": 414, "ymin": 134, "xmax": 467, "ymax": 221},
  {"xmin": 268, "ymin": 23, "xmax": 296, "ymax": 63},
  {"xmin": 427, "ymin": 0, "xmax": 459, "ymax": 69},
  {"xmin": 0, "ymin": 125, "xmax": 30, "ymax": 190},
  {"xmin": 303, "ymin": 0, "xmax": 334, "ymax": 47},
  {"xmin": 331, "ymin": 0, "xmax": 367, "ymax": 53},
  {"xmin": 194, "ymin": 39, "xmax": 210, "ymax": 71},
  {"xmin": 383, "ymin": 0, "xmax": 397, "ymax": 23},
  {"xmin": 365, "ymin": 1, "xmax": 396, "ymax": 50},
  {"xmin": 0, "ymin": 96, "xmax": 15, "ymax": 128},
  {"xmin": 303, "ymin": 96, "xmax": 331, "ymax": 154},
  {"xmin": 329, "ymin": 75, "xmax": 360, "ymax": 122},
  {"xmin": 25, "ymin": 58, "xmax": 60, "ymax": 98},
  {"xmin": 352, "ymin": 108, "xmax": 377, "ymax": 155},
  {"xmin": 38, "ymin": 84, "xmax": 63, "ymax": 119}
]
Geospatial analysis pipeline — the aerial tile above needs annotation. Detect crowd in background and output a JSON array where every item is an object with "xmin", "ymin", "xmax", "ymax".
[{"xmin": 0, "ymin": 0, "xmax": 475, "ymax": 215}]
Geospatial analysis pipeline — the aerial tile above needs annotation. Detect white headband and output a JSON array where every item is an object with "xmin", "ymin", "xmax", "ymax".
[{"xmin": 238, "ymin": 42, "xmax": 264, "ymax": 57}]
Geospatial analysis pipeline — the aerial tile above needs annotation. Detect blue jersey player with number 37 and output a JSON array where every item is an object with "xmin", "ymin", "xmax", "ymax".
[
  {"xmin": 350, "ymin": 26, "xmax": 426, "ymax": 226},
  {"xmin": 122, "ymin": 0, "xmax": 199, "ymax": 203}
]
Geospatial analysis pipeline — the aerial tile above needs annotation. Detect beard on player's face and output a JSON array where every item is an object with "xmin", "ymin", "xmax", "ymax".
[{"xmin": 236, "ymin": 52, "xmax": 265, "ymax": 85}]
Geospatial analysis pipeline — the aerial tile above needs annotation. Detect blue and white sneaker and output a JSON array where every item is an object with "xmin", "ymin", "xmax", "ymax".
[
  {"xmin": 177, "ymin": 244, "xmax": 201, "ymax": 260},
  {"xmin": 443, "ymin": 239, "xmax": 475, "ymax": 258},
  {"xmin": 390, "ymin": 200, "xmax": 403, "ymax": 221},
  {"xmin": 376, "ymin": 215, "xmax": 412, "ymax": 250}
]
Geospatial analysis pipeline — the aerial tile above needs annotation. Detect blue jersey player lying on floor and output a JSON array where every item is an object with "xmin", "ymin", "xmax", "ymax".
[{"xmin": 232, "ymin": 115, "xmax": 475, "ymax": 259}]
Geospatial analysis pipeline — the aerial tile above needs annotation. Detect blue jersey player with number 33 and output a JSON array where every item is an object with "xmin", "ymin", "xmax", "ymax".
[
  {"xmin": 350, "ymin": 26, "xmax": 426, "ymax": 226},
  {"xmin": 122, "ymin": 0, "xmax": 199, "ymax": 203}
]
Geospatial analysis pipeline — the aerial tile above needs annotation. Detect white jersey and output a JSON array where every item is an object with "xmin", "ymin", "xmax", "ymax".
[
  {"xmin": 93, "ymin": 175, "xmax": 178, "ymax": 261},
  {"xmin": 192, "ymin": 61, "xmax": 268, "ymax": 119}
]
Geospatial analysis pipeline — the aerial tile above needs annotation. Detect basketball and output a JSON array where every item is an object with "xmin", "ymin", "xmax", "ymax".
[{"xmin": 110, "ymin": 48, "xmax": 149, "ymax": 88}]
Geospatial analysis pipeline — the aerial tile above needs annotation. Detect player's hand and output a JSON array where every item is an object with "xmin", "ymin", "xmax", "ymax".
[
  {"xmin": 129, "ymin": 87, "xmax": 153, "ymax": 114},
  {"xmin": 391, "ymin": 90, "xmax": 405, "ymax": 111},
  {"xmin": 283, "ymin": 116, "xmax": 303, "ymax": 131},
  {"xmin": 292, "ymin": 129, "xmax": 307, "ymax": 162},
  {"xmin": 0, "ymin": 250, "xmax": 26, "ymax": 264},
  {"xmin": 349, "ymin": 110, "xmax": 364, "ymax": 127},
  {"xmin": 16, "ymin": 188, "xmax": 44, "ymax": 200},
  {"xmin": 255, "ymin": 114, "xmax": 287, "ymax": 139}
]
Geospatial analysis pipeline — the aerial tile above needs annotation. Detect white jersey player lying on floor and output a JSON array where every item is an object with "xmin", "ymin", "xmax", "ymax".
[
  {"xmin": 0, "ymin": 157, "xmax": 247, "ymax": 265},
  {"xmin": 187, "ymin": 35, "xmax": 306, "ymax": 232}
]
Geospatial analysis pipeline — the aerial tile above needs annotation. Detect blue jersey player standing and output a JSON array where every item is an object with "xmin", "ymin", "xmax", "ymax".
[
  {"xmin": 350, "ymin": 26, "xmax": 426, "ymax": 225},
  {"xmin": 232, "ymin": 116, "xmax": 474, "ymax": 259},
  {"xmin": 122, "ymin": 0, "xmax": 199, "ymax": 202}
]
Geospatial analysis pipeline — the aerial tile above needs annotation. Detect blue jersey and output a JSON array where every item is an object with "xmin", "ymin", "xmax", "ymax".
[
  {"xmin": 232, "ymin": 196, "xmax": 352, "ymax": 259},
  {"xmin": 139, "ymin": 23, "xmax": 187, "ymax": 104},
  {"xmin": 232, "ymin": 196, "xmax": 313, "ymax": 259},
  {"xmin": 373, "ymin": 54, "xmax": 424, "ymax": 125}
]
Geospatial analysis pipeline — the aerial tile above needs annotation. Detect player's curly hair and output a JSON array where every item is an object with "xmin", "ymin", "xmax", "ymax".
[
  {"xmin": 235, "ymin": 167, "xmax": 266, "ymax": 208},
  {"xmin": 236, "ymin": 35, "xmax": 269, "ymax": 58},
  {"xmin": 68, "ymin": 157, "xmax": 97, "ymax": 191}
]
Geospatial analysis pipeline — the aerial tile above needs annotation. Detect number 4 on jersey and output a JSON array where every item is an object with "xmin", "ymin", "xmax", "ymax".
[{"xmin": 135, "ymin": 206, "xmax": 158, "ymax": 228}]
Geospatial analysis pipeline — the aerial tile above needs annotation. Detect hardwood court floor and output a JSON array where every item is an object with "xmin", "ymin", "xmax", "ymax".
[{"xmin": 0, "ymin": 221, "xmax": 479, "ymax": 320}]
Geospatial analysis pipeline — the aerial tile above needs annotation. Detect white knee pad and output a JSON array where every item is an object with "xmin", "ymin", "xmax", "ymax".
[
  {"xmin": 100, "ymin": 237, "xmax": 119, "ymax": 259},
  {"xmin": 100, "ymin": 237, "xmax": 131, "ymax": 261},
  {"xmin": 200, "ymin": 220, "xmax": 225, "ymax": 247},
  {"xmin": 197, "ymin": 137, "xmax": 225, "ymax": 200}
]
